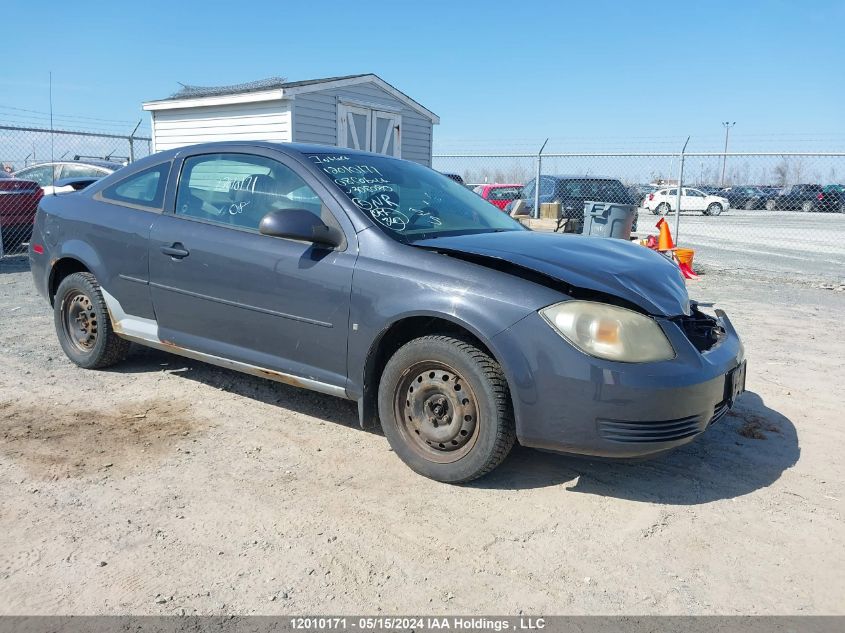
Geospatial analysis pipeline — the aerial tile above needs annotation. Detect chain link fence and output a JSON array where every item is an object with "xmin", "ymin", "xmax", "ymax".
[
  {"xmin": 434, "ymin": 151, "xmax": 845, "ymax": 282},
  {"xmin": 1, "ymin": 124, "xmax": 842, "ymax": 282},
  {"xmin": 0, "ymin": 124, "xmax": 151, "ymax": 257}
]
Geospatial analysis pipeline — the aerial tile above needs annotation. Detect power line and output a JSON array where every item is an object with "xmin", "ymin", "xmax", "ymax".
[{"xmin": 0, "ymin": 104, "xmax": 142, "ymax": 125}]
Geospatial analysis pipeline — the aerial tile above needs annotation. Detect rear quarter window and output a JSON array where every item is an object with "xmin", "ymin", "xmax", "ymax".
[{"xmin": 99, "ymin": 163, "xmax": 169, "ymax": 210}]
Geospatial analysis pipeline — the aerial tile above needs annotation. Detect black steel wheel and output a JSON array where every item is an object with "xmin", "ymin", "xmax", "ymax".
[
  {"xmin": 378, "ymin": 335, "xmax": 515, "ymax": 483},
  {"xmin": 395, "ymin": 361, "xmax": 480, "ymax": 463},
  {"xmin": 54, "ymin": 272, "xmax": 130, "ymax": 369}
]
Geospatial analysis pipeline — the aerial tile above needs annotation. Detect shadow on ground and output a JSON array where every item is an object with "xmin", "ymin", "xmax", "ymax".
[
  {"xmin": 476, "ymin": 391, "xmax": 799, "ymax": 502},
  {"xmin": 117, "ymin": 345, "xmax": 362, "ymax": 430},
  {"xmin": 116, "ymin": 346, "xmax": 798, "ymax": 503}
]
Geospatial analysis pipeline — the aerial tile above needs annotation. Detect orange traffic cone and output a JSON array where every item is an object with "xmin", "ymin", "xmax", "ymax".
[
  {"xmin": 656, "ymin": 217, "xmax": 675, "ymax": 251},
  {"xmin": 674, "ymin": 247, "xmax": 699, "ymax": 280}
]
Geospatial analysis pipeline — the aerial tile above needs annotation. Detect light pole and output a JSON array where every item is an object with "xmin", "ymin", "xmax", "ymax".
[{"xmin": 720, "ymin": 121, "xmax": 735, "ymax": 186}]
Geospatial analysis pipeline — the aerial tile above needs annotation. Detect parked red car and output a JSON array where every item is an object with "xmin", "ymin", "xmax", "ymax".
[
  {"xmin": 0, "ymin": 172, "xmax": 44, "ymax": 253},
  {"xmin": 472, "ymin": 183, "xmax": 523, "ymax": 210}
]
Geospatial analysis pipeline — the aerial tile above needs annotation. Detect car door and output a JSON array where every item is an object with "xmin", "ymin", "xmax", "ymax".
[
  {"xmin": 147, "ymin": 149, "xmax": 357, "ymax": 391},
  {"xmin": 683, "ymin": 188, "xmax": 706, "ymax": 211}
]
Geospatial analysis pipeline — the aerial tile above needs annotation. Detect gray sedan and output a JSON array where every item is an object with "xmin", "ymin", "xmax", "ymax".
[{"xmin": 29, "ymin": 142, "xmax": 745, "ymax": 483}]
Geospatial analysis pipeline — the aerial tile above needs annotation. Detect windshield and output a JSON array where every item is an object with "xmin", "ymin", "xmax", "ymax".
[{"xmin": 306, "ymin": 153, "xmax": 525, "ymax": 242}]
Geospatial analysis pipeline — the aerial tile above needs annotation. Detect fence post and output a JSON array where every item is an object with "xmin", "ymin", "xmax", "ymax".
[
  {"xmin": 533, "ymin": 138, "xmax": 548, "ymax": 219},
  {"xmin": 128, "ymin": 120, "xmax": 142, "ymax": 163},
  {"xmin": 673, "ymin": 136, "xmax": 690, "ymax": 244}
]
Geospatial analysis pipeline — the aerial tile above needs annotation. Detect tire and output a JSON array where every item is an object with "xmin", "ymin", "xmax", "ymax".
[
  {"xmin": 706, "ymin": 203, "xmax": 723, "ymax": 216},
  {"xmin": 765, "ymin": 199, "xmax": 777, "ymax": 211},
  {"xmin": 801, "ymin": 200, "xmax": 817, "ymax": 213},
  {"xmin": 656, "ymin": 202, "xmax": 670, "ymax": 216},
  {"xmin": 54, "ymin": 272, "xmax": 130, "ymax": 369},
  {"xmin": 377, "ymin": 335, "xmax": 515, "ymax": 483}
]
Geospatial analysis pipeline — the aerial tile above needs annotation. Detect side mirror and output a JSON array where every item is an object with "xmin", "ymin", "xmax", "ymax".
[{"xmin": 258, "ymin": 209, "xmax": 343, "ymax": 247}]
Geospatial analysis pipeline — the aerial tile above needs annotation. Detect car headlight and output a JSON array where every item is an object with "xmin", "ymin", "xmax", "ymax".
[{"xmin": 539, "ymin": 301, "xmax": 675, "ymax": 363}]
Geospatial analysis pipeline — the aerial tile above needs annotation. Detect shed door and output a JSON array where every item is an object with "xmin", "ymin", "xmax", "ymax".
[
  {"xmin": 338, "ymin": 104, "xmax": 402, "ymax": 157},
  {"xmin": 338, "ymin": 104, "xmax": 371, "ymax": 151},
  {"xmin": 371, "ymin": 111, "xmax": 401, "ymax": 157}
]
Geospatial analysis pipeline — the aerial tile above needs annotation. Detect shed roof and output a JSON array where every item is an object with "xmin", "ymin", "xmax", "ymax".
[{"xmin": 143, "ymin": 74, "xmax": 438, "ymax": 123}]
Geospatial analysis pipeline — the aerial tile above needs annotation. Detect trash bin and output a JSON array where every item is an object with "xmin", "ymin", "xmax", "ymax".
[{"xmin": 582, "ymin": 201, "xmax": 637, "ymax": 239}]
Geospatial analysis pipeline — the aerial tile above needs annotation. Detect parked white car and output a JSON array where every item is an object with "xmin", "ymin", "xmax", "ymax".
[
  {"xmin": 643, "ymin": 187, "xmax": 730, "ymax": 216},
  {"xmin": 13, "ymin": 160, "xmax": 121, "ymax": 195}
]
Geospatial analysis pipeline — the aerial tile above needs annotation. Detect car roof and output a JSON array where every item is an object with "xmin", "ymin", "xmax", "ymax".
[{"xmin": 16, "ymin": 159, "xmax": 123, "ymax": 170}]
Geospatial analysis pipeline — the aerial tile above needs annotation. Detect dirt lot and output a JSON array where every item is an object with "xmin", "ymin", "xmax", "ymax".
[{"xmin": 1, "ymin": 255, "xmax": 843, "ymax": 615}]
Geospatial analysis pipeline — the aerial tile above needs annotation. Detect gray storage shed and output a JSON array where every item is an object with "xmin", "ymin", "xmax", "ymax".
[{"xmin": 142, "ymin": 74, "xmax": 439, "ymax": 165}]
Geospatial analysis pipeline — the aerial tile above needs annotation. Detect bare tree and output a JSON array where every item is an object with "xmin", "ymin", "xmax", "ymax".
[{"xmin": 773, "ymin": 160, "xmax": 789, "ymax": 186}]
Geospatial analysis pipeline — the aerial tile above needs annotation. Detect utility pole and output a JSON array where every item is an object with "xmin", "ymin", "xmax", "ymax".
[{"xmin": 720, "ymin": 121, "xmax": 735, "ymax": 186}]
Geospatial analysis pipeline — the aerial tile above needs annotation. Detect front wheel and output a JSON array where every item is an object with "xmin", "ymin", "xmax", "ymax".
[
  {"xmin": 656, "ymin": 202, "xmax": 671, "ymax": 215},
  {"xmin": 765, "ymin": 199, "xmax": 777, "ymax": 211},
  {"xmin": 801, "ymin": 200, "xmax": 817, "ymax": 213},
  {"xmin": 54, "ymin": 272, "xmax": 130, "ymax": 369},
  {"xmin": 706, "ymin": 203, "xmax": 723, "ymax": 216},
  {"xmin": 377, "ymin": 335, "xmax": 515, "ymax": 483}
]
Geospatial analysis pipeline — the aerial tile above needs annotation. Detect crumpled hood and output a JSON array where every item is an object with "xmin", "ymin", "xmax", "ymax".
[{"xmin": 414, "ymin": 231, "xmax": 690, "ymax": 317}]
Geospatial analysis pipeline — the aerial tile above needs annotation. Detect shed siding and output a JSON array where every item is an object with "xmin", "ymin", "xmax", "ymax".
[
  {"xmin": 152, "ymin": 101, "xmax": 291, "ymax": 152},
  {"xmin": 292, "ymin": 81, "xmax": 433, "ymax": 166}
]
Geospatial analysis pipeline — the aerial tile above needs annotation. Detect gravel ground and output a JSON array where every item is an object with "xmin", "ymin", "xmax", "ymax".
[{"xmin": 0, "ymin": 255, "xmax": 843, "ymax": 615}]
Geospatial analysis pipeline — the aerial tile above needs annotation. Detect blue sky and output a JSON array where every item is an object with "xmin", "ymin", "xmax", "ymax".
[{"xmin": 2, "ymin": 0, "xmax": 843, "ymax": 152}]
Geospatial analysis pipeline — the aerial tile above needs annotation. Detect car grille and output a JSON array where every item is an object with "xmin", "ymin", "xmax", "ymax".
[
  {"xmin": 674, "ymin": 305, "xmax": 722, "ymax": 352},
  {"xmin": 598, "ymin": 401, "xmax": 730, "ymax": 444},
  {"xmin": 598, "ymin": 415, "xmax": 702, "ymax": 443},
  {"xmin": 709, "ymin": 400, "xmax": 729, "ymax": 425}
]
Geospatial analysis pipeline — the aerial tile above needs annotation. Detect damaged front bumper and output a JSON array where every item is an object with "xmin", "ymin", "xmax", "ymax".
[{"xmin": 492, "ymin": 307, "xmax": 746, "ymax": 457}]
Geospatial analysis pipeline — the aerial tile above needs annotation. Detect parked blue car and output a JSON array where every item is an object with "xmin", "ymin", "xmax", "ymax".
[{"xmin": 29, "ymin": 142, "xmax": 746, "ymax": 483}]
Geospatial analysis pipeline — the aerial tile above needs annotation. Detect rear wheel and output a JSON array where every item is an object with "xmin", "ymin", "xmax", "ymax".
[
  {"xmin": 377, "ymin": 335, "xmax": 515, "ymax": 483},
  {"xmin": 706, "ymin": 203, "xmax": 723, "ymax": 216},
  {"xmin": 54, "ymin": 272, "xmax": 130, "ymax": 369},
  {"xmin": 765, "ymin": 199, "xmax": 777, "ymax": 211},
  {"xmin": 801, "ymin": 200, "xmax": 817, "ymax": 213}
]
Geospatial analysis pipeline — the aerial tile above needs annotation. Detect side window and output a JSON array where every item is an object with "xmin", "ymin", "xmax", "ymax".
[
  {"xmin": 488, "ymin": 186, "xmax": 521, "ymax": 201},
  {"xmin": 174, "ymin": 153, "xmax": 334, "ymax": 233},
  {"xmin": 16, "ymin": 165, "xmax": 55, "ymax": 186},
  {"xmin": 668, "ymin": 188, "xmax": 678, "ymax": 196},
  {"xmin": 539, "ymin": 177, "xmax": 556, "ymax": 197},
  {"xmin": 521, "ymin": 178, "xmax": 536, "ymax": 200},
  {"xmin": 100, "ymin": 163, "xmax": 169, "ymax": 209},
  {"xmin": 61, "ymin": 163, "xmax": 110, "ymax": 179}
]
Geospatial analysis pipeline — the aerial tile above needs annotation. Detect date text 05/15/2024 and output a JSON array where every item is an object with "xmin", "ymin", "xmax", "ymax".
[{"xmin": 289, "ymin": 617, "xmax": 547, "ymax": 630}]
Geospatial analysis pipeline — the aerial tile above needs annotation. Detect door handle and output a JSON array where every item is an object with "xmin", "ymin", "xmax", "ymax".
[{"xmin": 161, "ymin": 243, "xmax": 189, "ymax": 259}]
